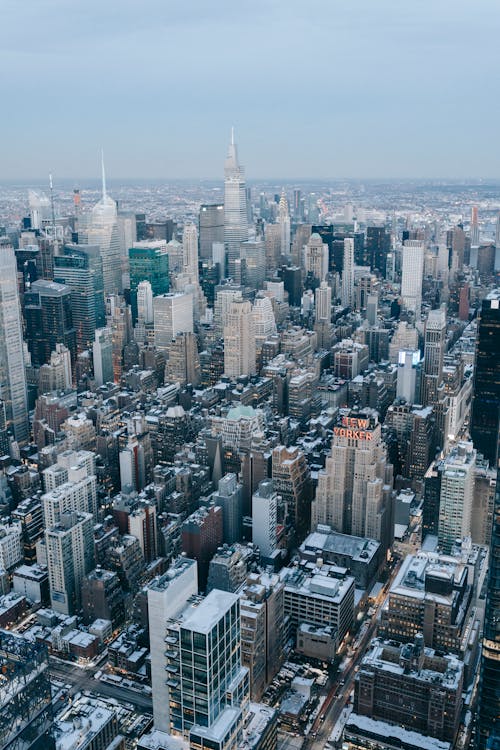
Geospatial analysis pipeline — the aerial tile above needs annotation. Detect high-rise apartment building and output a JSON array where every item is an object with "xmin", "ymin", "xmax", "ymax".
[
  {"xmin": 401, "ymin": 240, "xmax": 424, "ymax": 318},
  {"xmin": 153, "ymin": 292, "xmax": 194, "ymax": 349},
  {"xmin": 199, "ymin": 203, "xmax": 224, "ymax": 260},
  {"xmin": 45, "ymin": 510, "xmax": 95, "ymax": 615},
  {"xmin": 224, "ymin": 130, "xmax": 248, "ymax": 280},
  {"xmin": 470, "ymin": 288, "xmax": 500, "ymax": 465},
  {"xmin": 278, "ymin": 190, "xmax": 290, "ymax": 259},
  {"xmin": 0, "ymin": 241, "xmax": 29, "ymax": 444},
  {"xmin": 315, "ymin": 281, "xmax": 332, "ymax": 323},
  {"xmin": 147, "ymin": 558, "xmax": 199, "ymax": 732},
  {"xmin": 421, "ymin": 306, "xmax": 447, "ymax": 406},
  {"xmin": 437, "ymin": 441, "xmax": 476, "ymax": 553},
  {"xmin": 223, "ymin": 298, "xmax": 256, "ymax": 378},
  {"xmin": 252, "ymin": 479, "xmax": 278, "ymax": 560},
  {"xmin": 129, "ymin": 241, "xmax": 169, "ymax": 324},
  {"xmin": 164, "ymin": 588, "xmax": 249, "ymax": 749},
  {"xmin": 341, "ymin": 237, "xmax": 355, "ymax": 308},
  {"xmin": 182, "ymin": 223, "xmax": 199, "ymax": 283},
  {"xmin": 312, "ymin": 410, "xmax": 393, "ymax": 553}
]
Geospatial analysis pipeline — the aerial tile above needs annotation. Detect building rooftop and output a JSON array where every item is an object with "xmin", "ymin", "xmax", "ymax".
[
  {"xmin": 148, "ymin": 557, "xmax": 197, "ymax": 592},
  {"xmin": 181, "ymin": 589, "xmax": 239, "ymax": 634},
  {"xmin": 301, "ymin": 525, "xmax": 380, "ymax": 563},
  {"xmin": 345, "ymin": 714, "xmax": 451, "ymax": 750}
]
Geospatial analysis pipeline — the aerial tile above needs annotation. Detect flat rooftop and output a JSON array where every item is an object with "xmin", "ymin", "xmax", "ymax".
[{"xmin": 181, "ymin": 589, "xmax": 239, "ymax": 633}]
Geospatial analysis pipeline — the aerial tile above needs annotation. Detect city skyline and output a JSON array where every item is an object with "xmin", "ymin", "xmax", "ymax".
[{"xmin": 2, "ymin": 0, "xmax": 500, "ymax": 180}]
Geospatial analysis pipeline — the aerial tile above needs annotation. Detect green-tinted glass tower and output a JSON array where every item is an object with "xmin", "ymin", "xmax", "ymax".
[{"xmin": 129, "ymin": 240, "xmax": 169, "ymax": 324}]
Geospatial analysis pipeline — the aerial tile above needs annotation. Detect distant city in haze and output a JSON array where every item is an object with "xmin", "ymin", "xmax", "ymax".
[{"xmin": 1, "ymin": 2, "xmax": 500, "ymax": 750}]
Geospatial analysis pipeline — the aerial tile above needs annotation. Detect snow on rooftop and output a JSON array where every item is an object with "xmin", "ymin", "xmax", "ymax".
[{"xmin": 181, "ymin": 589, "xmax": 238, "ymax": 633}]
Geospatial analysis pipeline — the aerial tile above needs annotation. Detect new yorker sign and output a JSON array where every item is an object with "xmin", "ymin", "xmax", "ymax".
[{"xmin": 333, "ymin": 416, "xmax": 374, "ymax": 441}]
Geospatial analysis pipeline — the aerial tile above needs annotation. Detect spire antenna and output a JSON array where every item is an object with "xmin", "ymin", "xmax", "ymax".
[
  {"xmin": 101, "ymin": 149, "xmax": 107, "ymax": 198},
  {"xmin": 231, "ymin": 126, "xmax": 234, "ymax": 146}
]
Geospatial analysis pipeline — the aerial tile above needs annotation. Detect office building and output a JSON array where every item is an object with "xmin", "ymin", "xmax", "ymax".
[
  {"xmin": 213, "ymin": 474, "xmax": 243, "ymax": 543},
  {"xmin": 240, "ymin": 240, "xmax": 266, "ymax": 289},
  {"xmin": 438, "ymin": 441, "xmax": 475, "ymax": 553},
  {"xmin": 199, "ymin": 203, "xmax": 224, "ymax": 260},
  {"xmin": 224, "ymin": 130, "xmax": 248, "ymax": 279},
  {"xmin": 182, "ymin": 505, "xmax": 223, "ymax": 590},
  {"xmin": 0, "ymin": 521, "xmax": 23, "ymax": 572},
  {"xmin": 341, "ymin": 237, "xmax": 355, "ymax": 308},
  {"xmin": 272, "ymin": 445, "xmax": 311, "ymax": 543},
  {"xmin": 24, "ymin": 279, "xmax": 76, "ymax": 368},
  {"xmin": 154, "ymin": 292, "xmax": 194, "ymax": 349},
  {"xmin": 54, "ymin": 243, "xmax": 105, "ymax": 351},
  {"xmin": 312, "ymin": 410, "xmax": 394, "ymax": 553},
  {"xmin": 366, "ymin": 225, "xmax": 391, "ymax": 277},
  {"xmin": 252, "ymin": 480, "xmax": 278, "ymax": 560},
  {"xmin": 12, "ymin": 497, "xmax": 44, "ymax": 563},
  {"xmin": 45, "ymin": 510, "xmax": 95, "ymax": 615},
  {"xmin": 252, "ymin": 295, "xmax": 277, "ymax": 357},
  {"xmin": 224, "ymin": 298, "xmax": 256, "ymax": 378},
  {"xmin": 379, "ymin": 550, "xmax": 480, "ymax": 668},
  {"xmin": 315, "ymin": 281, "xmax": 332, "ymax": 322},
  {"xmin": 0, "ymin": 632, "xmax": 53, "ymax": 750},
  {"xmin": 401, "ymin": 240, "xmax": 424, "ymax": 318},
  {"xmin": 92, "ymin": 328, "xmax": 114, "ymax": 386},
  {"xmin": 422, "ymin": 306, "xmax": 447, "ymax": 406},
  {"xmin": 304, "ymin": 233, "xmax": 328, "ymax": 282},
  {"xmin": 81, "ymin": 162, "xmax": 122, "ymax": 295},
  {"xmin": 396, "ymin": 349, "xmax": 420, "ymax": 403},
  {"xmin": 354, "ymin": 636, "xmax": 463, "ymax": 744},
  {"xmin": 38, "ymin": 343, "xmax": 72, "ymax": 394},
  {"xmin": 300, "ymin": 526, "xmax": 381, "ymax": 590},
  {"xmin": 476, "ymin": 436, "xmax": 500, "ymax": 748},
  {"xmin": 207, "ymin": 544, "xmax": 255, "ymax": 593},
  {"xmin": 129, "ymin": 241, "xmax": 169, "ymax": 323},
  {"xmin": 0, "ymin": 242, "xmax": 29, "ymax": 443},
  {"xmin": 165, "ymin": 331, "xmax": 201, "ymax": 387},
  {"xmin": 164, "ymin": 588, "xmax": 249, "ymax": 749},
  {"xmin": 470, "ymin": 289, "xmax": 500, "ymax": 465},
  {"xmin": 147, "ymin": 558, "xmax": 199, "ymax": 732},
  {"xmin": 281, "ymin": 560, "xmax": 355, "ymax": 645}
]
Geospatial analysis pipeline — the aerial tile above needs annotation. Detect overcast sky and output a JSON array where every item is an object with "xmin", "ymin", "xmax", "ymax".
[{"xmin": 1, "ymin": 0, "xmax": 499, "ymax": 180}]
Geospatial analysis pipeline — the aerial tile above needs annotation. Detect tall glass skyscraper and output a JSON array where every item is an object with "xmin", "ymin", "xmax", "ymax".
[
  {"xmin": 224, "ymin": 129, "xmax": 248, "ymax": 280},
  {"xmin": 0, "ymin": 240, "xmax": 29, "ymax": 444},
  {"xmin": 54, "ymin": 243, "xmax": 105, "ymax": 352},
  {"xmin": 471, "ymin": 289, "xmax": 500, "ymax": 465},
  {"xmin": 476, "ymin": 440, "xmax": 500, "ymax": 748},
  {"xmin": 128, "ymin": 240, "xmax": 169, "ymax": 324}
]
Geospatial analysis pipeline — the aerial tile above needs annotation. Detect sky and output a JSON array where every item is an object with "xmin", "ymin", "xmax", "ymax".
[{"xmin": 1, "ymin": 0, "xmax": 499, "ymax": 180}]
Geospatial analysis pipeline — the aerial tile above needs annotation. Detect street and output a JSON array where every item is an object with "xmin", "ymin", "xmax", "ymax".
[{"xmin": 48, "ymin": 659, "xmax": 153, "ymax": 712}]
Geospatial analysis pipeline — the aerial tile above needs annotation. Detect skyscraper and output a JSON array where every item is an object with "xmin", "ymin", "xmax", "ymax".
[
  {"xmin": 199, "ymin": 203, "xmax": 224, "ymax": 260},
  {"xmin": 182, "ymin": 223, "xmax": 199, "ymax": 283},
  {"xmin": 476, "ymin": 434, "xmax": 500, "ymax": 748},
  {"xmin": 421, "ymin": 306, "xmax": 447, "ymax": 406},
  {"xmin": 82, "ymin": 159, "xmax": 122, "ymax": 295},
  {"xmin": 223, "ymin": 297, "xmax": 256, "ymax": 378},
  {"xmin": 278, "ymin": 189, "xmax": 291, "ymax": 259},
  {"xmin": 312, "ymin": 410, "xmax": 394, "ymax": 553},
  {"xmin": 437, "ymin": 441, "xmax": 476, "ymax": 553},
  {"xmin": 224, "ymin": 129, "xmax": 248, "ymax": 280},
  {"xmin": 252, "ymin": 479, "xmax": 278, "ymax": 560},
  {"xmin": 153, "ymin": 292, "xmax": 194, "ymax": 350},
  {"xmin": 470, "ymin": 289, "xmax": 500, "ymax": 465},
  {"xmin": 0, "ymin": 241, "xmax": 29, "ymax": 444},
  {"xmin": 53, "ymin": 243, "xmax": 105, "ymax": 352},
  {"xmin": 24, "ymin": 279, "xmax": 76, "ymax": 369},
  {"xmin": 92, "ymin": 328, "xmax": 114, "ymax": 386},
  {"xmin": 315, "ymin": 281, "xmax": 332, "ymax": 323},
  {"xmin": 341, "ymin": 237, "xmax": 355, "ymax": 308},
  {"xmin": 128, "ymin": 240, "xmax": 169, "ymax": 324},
  {"xmin": 401, "ymin": 239, "xmax": 425, "ymax": 318},
  {"xmin": 304, "ymin": 233, "xmax": 328, "ymax": 282}
]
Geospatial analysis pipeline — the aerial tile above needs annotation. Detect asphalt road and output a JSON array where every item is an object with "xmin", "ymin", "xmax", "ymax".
[{"xmin": 49, "ymin": 659, "xmax": 153, "ymax": 712}]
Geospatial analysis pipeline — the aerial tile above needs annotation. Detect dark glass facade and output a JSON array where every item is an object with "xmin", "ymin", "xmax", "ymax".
[
  {"xmin": 129, "ymin": 244, "xmax": 169, "ymax": 324},
  {"xmin": 471, "ymin": 290, "xmax": 500, "ymax": 465}
]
